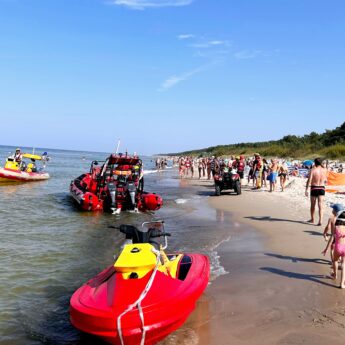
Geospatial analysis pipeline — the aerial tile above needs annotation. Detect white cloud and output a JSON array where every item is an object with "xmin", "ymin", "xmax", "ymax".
[
  {"xmin": 208, "ymin": 40, "xmax": 224, "ymax": 46},
  {"xmin": 234, "ymin": 50, "xmax": 263, "ymax": 60},
  {"xmin": 160, "ymin": 66, "xmax": 204, "ymax": 91},
  {"xmin": 178, "ymin": 34, "xmax": 195, "ymax": 40},
  {"xmin": 190, "ymin": 40, "xmax": 230, "ymax": 49},
  {"xmin": 111, "ymin": 0, "xmax": 194, "ymax": 10}
]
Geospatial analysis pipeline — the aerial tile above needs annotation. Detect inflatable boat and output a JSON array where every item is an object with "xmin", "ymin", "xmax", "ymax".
[
  {"xmin": 70, "ymin": 153, "xmax": 162, "ymax": 214},
  {"xmin": 0, "ymin": 153, "xmax": 50, "ymax": 183}
]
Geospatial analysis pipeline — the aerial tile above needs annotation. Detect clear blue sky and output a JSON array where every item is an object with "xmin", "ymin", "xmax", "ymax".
[{"xmin": 0, "ymin": 0, "xmax": 344, "ymax": 154}]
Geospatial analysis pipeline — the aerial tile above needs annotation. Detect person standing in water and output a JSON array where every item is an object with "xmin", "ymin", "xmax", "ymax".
[
  {"xmin": 190, "ymin": 158, "xmax": 195, "ymax": 178},
  {"xmin": 305, "ymin": 158, "xmax": 328, "ymax": 226}
]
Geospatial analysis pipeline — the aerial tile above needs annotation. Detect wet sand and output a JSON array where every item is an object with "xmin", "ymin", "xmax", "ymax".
[{"xmin": 181, "ymin": 179, "xmax": 345, "ymax": 345}]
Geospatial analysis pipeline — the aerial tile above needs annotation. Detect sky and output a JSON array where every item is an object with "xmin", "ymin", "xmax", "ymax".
[{"xmin": 0, "ymin": 0, "xmax": 344, "ymax": 155}]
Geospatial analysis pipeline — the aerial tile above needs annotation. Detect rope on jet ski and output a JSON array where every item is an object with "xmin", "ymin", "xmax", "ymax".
[{"xmin": 117, "ymin": 247, "xmax": 161, "ymax": 345}]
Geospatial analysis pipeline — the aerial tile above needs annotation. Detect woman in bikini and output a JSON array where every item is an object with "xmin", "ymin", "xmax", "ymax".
[
  {"xmin": 323, "ymin": 209, "xmax": 345, "ymax": 288},
  {"xmin": 262, "ymin": 159, "xmax": 269, "ymax": 188},
  {"xmin": 278, "ymin": 161, "xmax": 288, "ymax": 191}
]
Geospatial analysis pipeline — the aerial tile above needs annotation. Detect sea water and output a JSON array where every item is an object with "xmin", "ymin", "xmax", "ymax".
[{"xmin": 0, "ymin": 145, "xmax": 232, "ymax": 344}]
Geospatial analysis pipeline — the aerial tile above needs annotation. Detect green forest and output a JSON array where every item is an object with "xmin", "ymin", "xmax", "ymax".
[{"xmin": 171, "ymin": 122, "xmax": 345, "ymax": 159}]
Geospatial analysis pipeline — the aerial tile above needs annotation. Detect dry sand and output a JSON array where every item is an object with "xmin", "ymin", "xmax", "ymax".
[{"xmin": 175, "ymin": 177, "xmax": 345, "ymax": 345}]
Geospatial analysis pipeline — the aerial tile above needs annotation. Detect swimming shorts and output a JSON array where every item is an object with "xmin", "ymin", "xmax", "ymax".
[
  {"xmin": 270, "ymin": 172, "xmax": 278, "ymax": 183},
  {"xmin": 310, "ymin": 186, "xmax": 325, "ymax": 197}
]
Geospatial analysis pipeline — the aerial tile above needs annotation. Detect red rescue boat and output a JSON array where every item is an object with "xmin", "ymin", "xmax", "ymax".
[
  {"xmin": 70, "ymin": 221, "xmax": 210, "ymax": 345},
  {"xmin": 70, "ymin": 153, "xmax": 163, "ymax": 214}
]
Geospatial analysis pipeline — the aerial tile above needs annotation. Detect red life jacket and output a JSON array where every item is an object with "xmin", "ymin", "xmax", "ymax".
[{"xmin": 237, "ymin": 160, "xmax": 245, "ymax": 172}]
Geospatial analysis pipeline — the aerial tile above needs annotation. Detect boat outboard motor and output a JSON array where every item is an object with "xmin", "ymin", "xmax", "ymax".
[
  {"xmin": 107, "ymin": 181, "xmax": 116, "ymax": 210},
  {"xmin": 127, "ymin": 182, "xmax": 137, "ymax": 207}
]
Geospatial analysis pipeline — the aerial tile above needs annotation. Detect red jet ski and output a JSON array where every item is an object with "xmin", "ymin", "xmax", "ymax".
[
  {"xmin": 70, "ymin": 153, "xmax": 163, "ymax": 214},
  {"xmin": 70, "ymin": 221, "xmax": 210, "ymax": 345}
]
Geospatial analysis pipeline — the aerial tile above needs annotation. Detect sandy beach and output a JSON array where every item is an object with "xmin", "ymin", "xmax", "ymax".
[{"xmin": 179, "ymin": 177, "xmax": 345, "ymax": 345}]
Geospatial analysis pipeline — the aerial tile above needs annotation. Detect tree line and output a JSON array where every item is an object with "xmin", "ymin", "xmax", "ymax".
[{"xmin": 169, "ymin": 122, "xmax": 345, "ymax": 159}]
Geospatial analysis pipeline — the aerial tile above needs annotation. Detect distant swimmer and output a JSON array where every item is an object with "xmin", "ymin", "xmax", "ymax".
[{"xmin": 305, "ymin": 158, "xmax": 328, "ymax": 226}]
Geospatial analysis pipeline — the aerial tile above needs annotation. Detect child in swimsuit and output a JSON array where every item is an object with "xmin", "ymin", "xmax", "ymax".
[
  {"xmin": 323, "ymin": 207, "xmax": 345, "ymax": 288},
  {"xmin": 323, "ymin": 204, "xmax": 344, "ymax": 276}
]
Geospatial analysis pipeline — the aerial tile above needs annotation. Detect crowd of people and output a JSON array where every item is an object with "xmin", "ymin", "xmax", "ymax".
[
  {"xmin": 176, "ymin": 154, "xmax": 343, "ymax": 191},
  {"xmin": 175, "ymin": 153, "xmax": 345, "ymax": 289},
  {"xmin": 155, "ymin": 158, "xmax": 168, "ymax": 171},
  {"xmin": 176, "ymin": 154, "xmax": 293, "ymax": 192}
]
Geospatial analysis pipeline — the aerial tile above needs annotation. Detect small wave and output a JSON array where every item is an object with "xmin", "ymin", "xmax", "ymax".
[
  {"xmin": 209, "ymin": 250, "xmax": 229, "ymax": 281},
  {"xmin": 174, "ymin": 198, "xmax": 188, "ymax": 204},
  {"xmin": 208, "ymin": 236, "xmax": 231, "ymax": 281},
  {"xmin": 143, "ymin": 169, "xmax": 158, "ymax": 175},
  {"xmin": 144, "ymin": 168, "xmax": 172, "ymax": 174}
]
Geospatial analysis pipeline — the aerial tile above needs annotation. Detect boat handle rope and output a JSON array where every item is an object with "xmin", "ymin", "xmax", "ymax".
[{"xmin": 117, "ymin": 247, "xmax": 161, "ymax": 345}]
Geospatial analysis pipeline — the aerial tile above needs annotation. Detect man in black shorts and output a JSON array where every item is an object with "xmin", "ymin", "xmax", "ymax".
[{"xmin": 305, "ymin": 158, "xmax": 328, "ymax": 225}]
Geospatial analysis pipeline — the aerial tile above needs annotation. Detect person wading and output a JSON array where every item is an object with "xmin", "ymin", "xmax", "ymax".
[{"xmin": 305, "ymin": 158, "xmax": 328, "ymax": 226}]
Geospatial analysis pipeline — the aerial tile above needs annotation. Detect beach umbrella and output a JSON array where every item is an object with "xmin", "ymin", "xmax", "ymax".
[{"xmin": 303, "ymin": 160, "xmax": 313, "ymax": 167}]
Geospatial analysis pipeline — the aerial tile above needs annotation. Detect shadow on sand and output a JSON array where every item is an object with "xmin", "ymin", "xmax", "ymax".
[
  {"xmin": 245, "ymin": 215, "xmax": 310, "ymax": 225},
  {"xmin": 197, "ymin": 191, "xmax": 216, "ymax": 197},
  {"xmin": 260, "ymin": 267, "xmax": 335, "ymax": 288},
  {"xmin": 304, "ymin": 230, "xmax": 323, "ymax": 237},
  {"xmin": 264, "ymin": 253, "xmax": 330, "ymax": 265}
]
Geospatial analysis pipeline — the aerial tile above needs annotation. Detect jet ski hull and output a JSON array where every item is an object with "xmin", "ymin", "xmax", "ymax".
[{"xmin": 70, "ymin": 253, "xmax": 209, "ymax": 344}]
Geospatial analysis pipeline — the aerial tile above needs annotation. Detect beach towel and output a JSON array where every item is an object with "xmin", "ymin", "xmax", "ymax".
[
  {"xmin": 326, "ymin": 172, "xmax": 345, "ymax": 194},
  {"xmin": 327, "ymin": 172, "xmax": 345, "ymax": 186}
]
